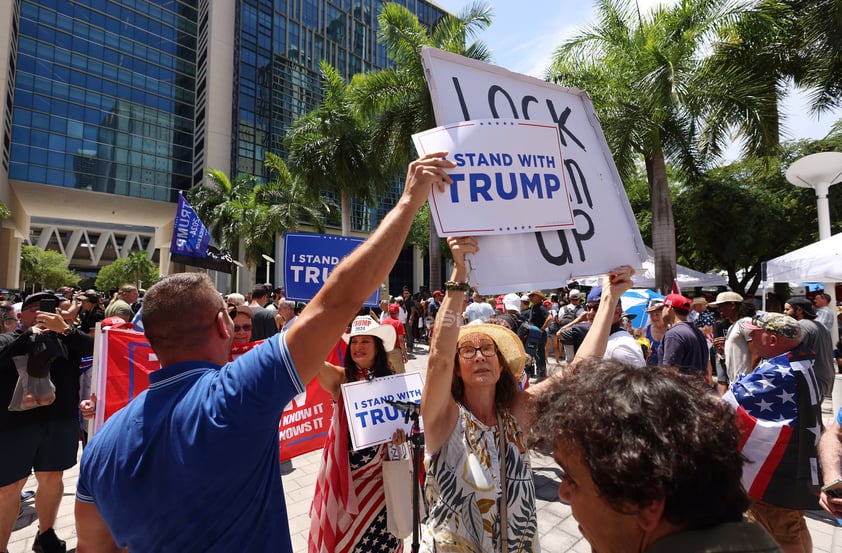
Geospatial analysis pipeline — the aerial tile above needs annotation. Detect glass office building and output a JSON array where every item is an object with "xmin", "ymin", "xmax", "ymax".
[{"xmin": 0, "ymin": 0, "xmax": 448, "ymax": 289}]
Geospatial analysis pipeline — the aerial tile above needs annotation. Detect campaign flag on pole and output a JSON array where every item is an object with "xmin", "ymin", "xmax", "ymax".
[
  {"xmin": 722, "ymin": 349, "xmax": 822, "ymax": 509},
  {"xmin": 671, "ymin": 279, "xmax": 681, "ymax": 295},
  {"xmin": 171, "ymin": 194, "xmax": 211, "ymax": 258}
]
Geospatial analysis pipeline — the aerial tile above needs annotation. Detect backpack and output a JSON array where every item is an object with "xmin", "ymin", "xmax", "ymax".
[
  {"xmin": 557, "ymin": 304, "xmax": 580, "ymax": 327},
  {"xmin": 517, "ymin": 318, "xmax": 543, "ymax": 359}
]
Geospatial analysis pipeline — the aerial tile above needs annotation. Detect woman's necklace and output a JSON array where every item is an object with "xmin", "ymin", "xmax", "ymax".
[{"xmin": 355, "ymin": 367, "xmax": 374, "ymax": 381}]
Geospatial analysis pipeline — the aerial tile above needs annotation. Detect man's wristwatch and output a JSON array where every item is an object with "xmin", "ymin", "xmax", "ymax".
[{"xmin": 61, "ymin": 326, "xmax": 73, "ymax": 336}]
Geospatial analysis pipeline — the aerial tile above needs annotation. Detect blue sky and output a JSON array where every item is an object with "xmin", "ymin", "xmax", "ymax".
[{"xmin": 432, "ymin": 0, "xmax": 842, "ymax": 160}]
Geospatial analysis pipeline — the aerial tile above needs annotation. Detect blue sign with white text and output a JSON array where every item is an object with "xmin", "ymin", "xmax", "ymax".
[{"xmin": 284, "ymin": 233, "xmax": 380, "ymax": 306}]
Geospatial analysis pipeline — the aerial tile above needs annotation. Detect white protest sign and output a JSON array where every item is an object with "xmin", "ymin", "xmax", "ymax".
[
  {"xmin": 341, "ymin": 372, "xmax": 424, "ymax": 451},
  {"xmin": 421, "ymin": 47, "xmax": 647, "ymax": 293},
  {"xmin": 412, "ymin": 119, "xmax": 574, "ymax": 236}
]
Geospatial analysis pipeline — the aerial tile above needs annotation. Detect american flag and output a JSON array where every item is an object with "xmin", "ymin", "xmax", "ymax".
[{"xmin": 722, "ymin": 348, "xmax": 822, "ymax": 510}]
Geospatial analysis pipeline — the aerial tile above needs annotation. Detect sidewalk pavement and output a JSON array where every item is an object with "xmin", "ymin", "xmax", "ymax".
[{"xmin": 9, "ymin": 343, "xmax": 842, "ymax": 552}]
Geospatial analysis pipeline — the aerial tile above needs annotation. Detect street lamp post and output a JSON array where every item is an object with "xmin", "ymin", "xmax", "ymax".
[
  {"xmin": 232, "ymin": 260, "xmax": 243, "ymax": 294},
  {"xmin": 786, "ymin": 151, "xmax": 842, "ymax": 412},
  {"xmin": 261, "ymin": 254, "xmax": 275, "ymax": 285}
]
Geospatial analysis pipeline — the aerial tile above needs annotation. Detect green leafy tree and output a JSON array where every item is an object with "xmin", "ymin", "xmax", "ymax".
[
  {"xmin": 123, "ymin": 251, "xmax": 159, "ymax": 290},
  {"xmin": 286, "ymin": 61, "xmax": 380, "ymax": 236},
  {"xmin": 19, "ymin": 245, "xmax": 80, "ymax": 292},
  {"xmin": 187, "ymin": 155, "xmax": 331, "ymax": 287},
  {"xmin": 675, "ymin": 129, "xmax": 842, "ymax": 295},
  {"xmin": 789, "ymin": 0, "xmax": 842, "ymax": 112},
  {"xmin": 547, "ymin": 0, "xmax": 774, "ymax": 293},
  {"xmin": 351, "ymin": 1, "xmax": 492, "ymax": 287},
  {"xmin": 0, "ymin": 202, "xmax": 9, "ymax": 219},
  {"xmin": 260, "ymin": 152, "xmax": 333, "ymax": 235},
  {"xmin": 95, "ymin": 252, "xmax": 159, "ymax": 292}
]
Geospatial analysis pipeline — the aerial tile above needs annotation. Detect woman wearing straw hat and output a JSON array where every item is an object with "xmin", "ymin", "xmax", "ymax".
[
  {"xmin": 309, "ymin": 315, "xmax": 403, "ymax": 553},
  {"xmin": 420, "ymin": 236, "xmax": 635, "ymax": 553}
]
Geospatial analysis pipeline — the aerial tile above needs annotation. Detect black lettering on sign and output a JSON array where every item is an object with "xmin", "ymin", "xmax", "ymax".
[
  {"xmin": 449, "ymin": 77, "xmax": 587, "ymax": 153},
  {"xmin": 565, "ymin": 158, "xmax": 592, "ymax": 209},
  {"xmin": 536, "ymin": 209, "xmax": 595, "ymax": 265}
]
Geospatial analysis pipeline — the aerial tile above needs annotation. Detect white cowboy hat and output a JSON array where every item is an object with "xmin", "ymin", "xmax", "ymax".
[{"xmin": 342, "ymin": 315, "xmax": 396, "ymax": 352}]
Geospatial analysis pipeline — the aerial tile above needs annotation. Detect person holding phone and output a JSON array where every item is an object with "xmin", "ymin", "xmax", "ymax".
[{"xmin": 0, "ymin": 292, "xmax": 94, "ymax": 553}]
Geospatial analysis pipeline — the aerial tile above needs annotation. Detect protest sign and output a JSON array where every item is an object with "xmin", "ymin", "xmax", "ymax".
[
  {"xmin": 420, "ymin": 46, "xmax": 647, "ymax": 292},
  {"xmin": 284, "ymin": 232, "xmax": 379, "ymax": 307},
  {"xmin": 277, "ymin": 339, "xmax": 340, "ymax": 461},
  {"xmin": 91, "ymin": 326, "xmax": 158, "ymax": 433},
  {"xmin": 412, "ymin": 119, "xmax": 574, "ymax": 236},
  {"xmin": 341, "ymin": 372, "xmax": 425, "ymax": 451},
  {"xmin": 90, "ymin": 328, "xmax": 336, "ymax": 461}
]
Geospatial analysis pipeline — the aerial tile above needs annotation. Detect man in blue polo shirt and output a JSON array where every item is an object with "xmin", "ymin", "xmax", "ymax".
[{"xmin": 74, "ymin": 152, "xmax": 456, "ymax": 552}]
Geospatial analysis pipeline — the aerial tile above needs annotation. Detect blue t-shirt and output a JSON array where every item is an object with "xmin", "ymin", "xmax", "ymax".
[
  {"xmin": 77, "ymin": 333, "xmax": 304, "ymax": 552},
  {"xmin": 659, "ymin": 321, "xmax": 709, "ymax": 375}
]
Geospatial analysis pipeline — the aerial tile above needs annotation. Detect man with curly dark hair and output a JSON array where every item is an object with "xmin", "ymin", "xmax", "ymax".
[{"xmin": 528, "ymin": 359, "xmax": 781, "ymax": 553}]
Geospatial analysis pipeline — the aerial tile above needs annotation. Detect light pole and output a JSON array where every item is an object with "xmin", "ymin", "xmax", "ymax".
[
  {"xmin": 232, "ymin": 260, "xmax": 243, "ymax": 294},
  {"xmin": 261, "ymin": 254, "xmax": 275, "ymax": 285},
  {"xmin": 786, "ymin": 151, "xmax": 842, "ymax": 411}
]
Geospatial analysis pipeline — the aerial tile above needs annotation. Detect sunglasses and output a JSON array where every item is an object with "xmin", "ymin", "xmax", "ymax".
[
  {"xmin": 585, "ymin": 303, "xmax": 599, "ymax": 311},
  {"xmin": 233, "ymin": 324, "xmax": 252, "ymax": 333}
]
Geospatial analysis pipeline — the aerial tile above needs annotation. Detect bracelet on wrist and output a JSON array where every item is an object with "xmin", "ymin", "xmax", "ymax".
[{"xmin": 444, "ymin": 280, "xmax": 471, "ymax": 292}]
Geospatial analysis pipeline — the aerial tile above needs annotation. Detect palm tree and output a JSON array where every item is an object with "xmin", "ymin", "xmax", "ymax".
[
  {"xmin": 790, "ymin": 0, "xmax": 842, "ymax": 112},
  {"xmin": 285, "ymin": 61, "xmax": 379, "ymax": 236},
  {"xmin": 547, "ymin": 0, "xmax": 765, "ymax": 293},
  {"xmin": 187, "ymin": 155, "xmax": 330, "ymax": 286},
  {"xmin": 187, "ymin": 169, "xmax": 261, "ymax": 267},
  {"xmin": 351, "ymin": 1, "xmax": 492, "ymax": 287},
  {"xmin": 259, "ymin": 152, "xmax": 333, "ymax": 236}
]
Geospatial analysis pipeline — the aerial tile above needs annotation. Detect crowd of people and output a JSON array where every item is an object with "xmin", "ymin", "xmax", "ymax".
[{"xmin": 3, "ymin": 152, "xmax": 842, "ymax": 553}]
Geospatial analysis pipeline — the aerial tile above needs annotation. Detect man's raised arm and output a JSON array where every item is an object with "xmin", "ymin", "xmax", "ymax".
[{"xmin": 286, "ymin": 153, "xmax": 455, "ymax": 384}]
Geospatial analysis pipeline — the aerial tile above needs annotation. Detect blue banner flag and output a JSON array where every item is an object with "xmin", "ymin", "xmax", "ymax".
[
  {"xmin": 284, "ymin": 233, "xmax": 380, "ymax": 306},
  {"xmin": 171, "ymin": 194, "xmax": 211, "ymax": 258}
]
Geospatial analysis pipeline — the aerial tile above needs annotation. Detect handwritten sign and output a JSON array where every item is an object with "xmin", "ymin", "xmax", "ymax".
[
  {"xmin": 412, "ymin": 119, "xmax": 574, "ymax": 236},
  {"xmin": 283, "ymin": 232, "xmax": 379, "ymax": 306},
  {"xmin": 421, "ymin": 47, "xmax": 647, "ymax": 293},
  {"xmin": 341, "ymin": 372, "xmax": 425, "ymax": 451}
]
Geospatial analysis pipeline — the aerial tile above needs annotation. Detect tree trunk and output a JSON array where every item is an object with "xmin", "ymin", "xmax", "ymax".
[
  {"xmin": 647, "ymin": 153, "xmax": 677, "ymax": 294},
  {"xmin": 428, "ymin": 219, "xmax": 441, "ymax": 291},
  {"xmin": 341, "ymin": 191, "xmax": 352, "ymax": 237}
]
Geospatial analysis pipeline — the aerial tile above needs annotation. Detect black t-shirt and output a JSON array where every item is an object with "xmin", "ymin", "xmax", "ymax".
[{"xmin": 79, "ymin": 306, "xmax": 105, "ymax": 334}]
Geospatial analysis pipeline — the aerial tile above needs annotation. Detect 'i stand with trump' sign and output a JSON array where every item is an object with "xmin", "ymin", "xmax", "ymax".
[
  {"xmin": 413, "ymin": 119, "xmax": 575, "ymax": 236},
  {"xmin": 419, "ymin": 47, "xmax": 647, "ymax": 293}
]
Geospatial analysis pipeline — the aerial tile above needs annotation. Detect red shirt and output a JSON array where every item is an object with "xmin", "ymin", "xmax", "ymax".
[{"xmin": 379, "ymin": 316, "xmax": 405, "ymax": 348}]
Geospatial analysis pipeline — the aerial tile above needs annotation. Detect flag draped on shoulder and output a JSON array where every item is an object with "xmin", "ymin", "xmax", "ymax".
[
  {"xmin": 722, "ymin": 348, "xmax": 822, "ymax": 510},
  {"xmin": 170, "ymin": 194, "xmax": 211, "ymax": 258}
]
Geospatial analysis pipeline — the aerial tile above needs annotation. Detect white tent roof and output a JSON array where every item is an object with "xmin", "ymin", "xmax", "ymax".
[
  {"xmin": 765, "ymin": 232, "xmax": 842, "ymax": 283},
  {"xmin": 577, "ymin": 247, "xmax": 727, "ymax": 288}
]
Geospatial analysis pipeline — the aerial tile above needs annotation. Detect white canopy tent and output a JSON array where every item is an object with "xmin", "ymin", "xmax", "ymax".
[
  {"xmin": 577, "ymin": 247, "xmax": 727, "ymax": 289},
  {"xmin": 764, "ymin": 232, "xmax": 842, "ymax": 283}
]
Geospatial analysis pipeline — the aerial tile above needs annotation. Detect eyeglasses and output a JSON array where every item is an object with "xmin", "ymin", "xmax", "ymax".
[
  {"xmin": 457, "ymin": 343, "xmax": 497, "ymax": 359},
  {"xmin": 585, "ymin": 303, "xmax": 599, "ymax": 311},
  {"xmin": 233, "ymin": 324, "xmax": 253, "ymax": 333}
]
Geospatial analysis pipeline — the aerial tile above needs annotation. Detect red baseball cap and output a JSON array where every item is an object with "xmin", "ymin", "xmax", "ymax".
[{"xmin": 663, "ymin": 293, "xmax": 691, "ymax": 311}]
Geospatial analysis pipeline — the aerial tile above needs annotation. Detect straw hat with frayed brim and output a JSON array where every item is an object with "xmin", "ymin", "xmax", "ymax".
[
  {"xmin": 458, "ymin": 324, "xmax": 525, "ymax": 381},
  {"xmin": 342, "ymin": 316, "xmax": 396, "ymax": 352}
]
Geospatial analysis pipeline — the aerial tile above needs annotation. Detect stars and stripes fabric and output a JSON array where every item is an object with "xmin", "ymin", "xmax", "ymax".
[
  {"xmin": 722, "ymin": 348, "xmax": 822, "ymax": 510},
  {"xmin": 308, "ymin": 393, "xmax": 402, "ymax": 553}
]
